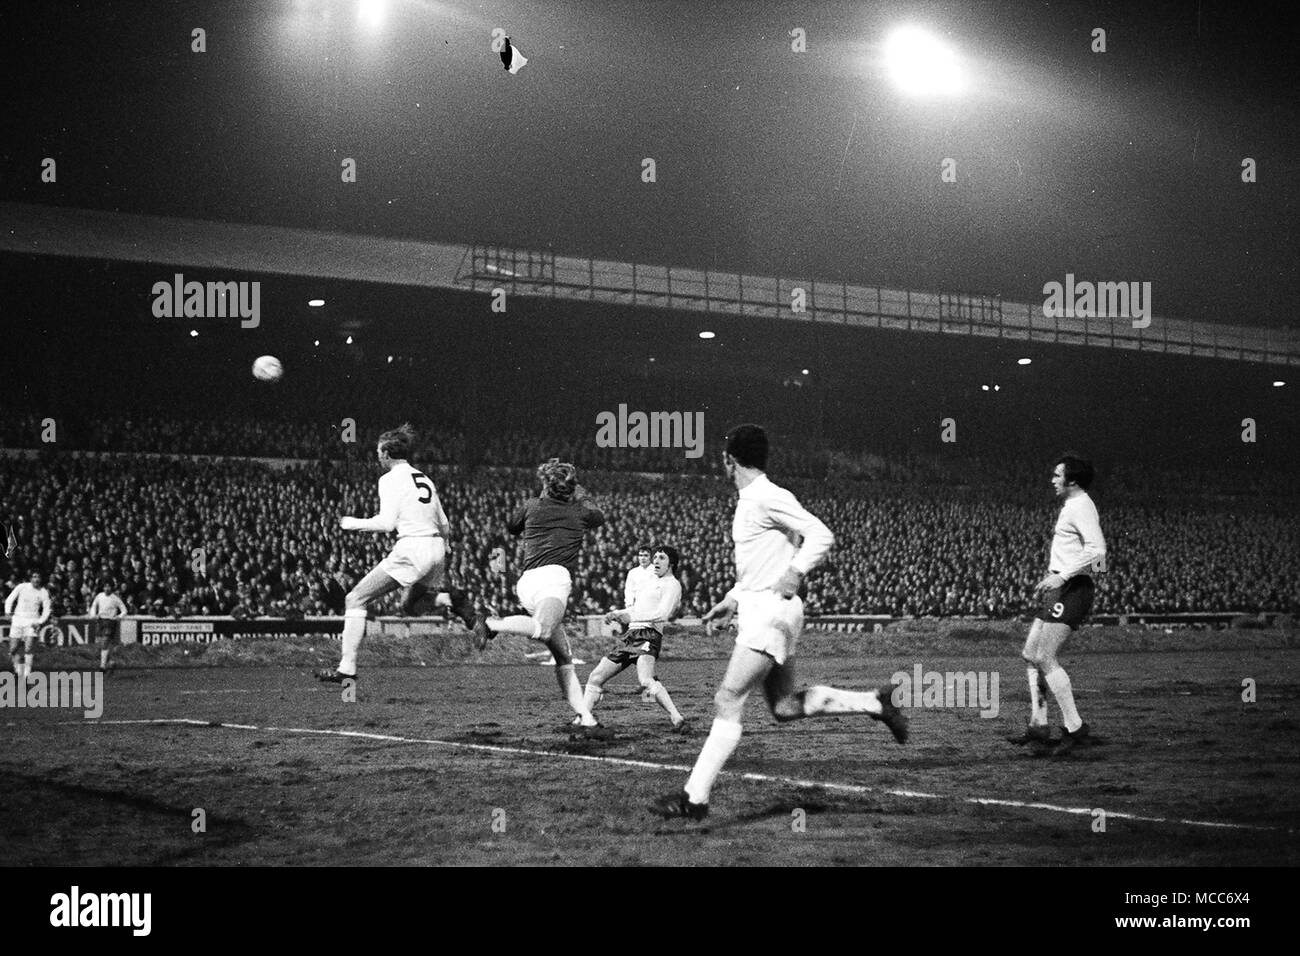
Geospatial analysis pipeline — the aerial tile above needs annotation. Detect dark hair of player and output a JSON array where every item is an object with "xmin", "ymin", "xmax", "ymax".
[
  {"xmin": 724, "ymin": 423, "xmax": 769, "ymax": 470},
  {"xmin": 637, "ymin": 545, "xmax": 651, "ymax": 555},
  {"xmin": 1056, "ymin": 453, "xmax": 1095, "ymax": 490},
  {"xmin": 654, "ymin": 545, "xmax": 681, "ymax": 573},
  {"xmin": 378, "ymin": 423, "xmax": 417, "ymax": 460},
  {"xmin": 538, "ymin": 458, "xmax": 578, "ymax": 502}
]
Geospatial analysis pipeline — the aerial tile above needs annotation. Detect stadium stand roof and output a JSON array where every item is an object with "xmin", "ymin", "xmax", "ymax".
[{"xmin": 4, "ymin": 200, "xmax": 1295, "ymax": 368}]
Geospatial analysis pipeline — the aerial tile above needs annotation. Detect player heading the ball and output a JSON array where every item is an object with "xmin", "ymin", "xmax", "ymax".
[{"xmin": 317, "ymin": 424, "xmax": 476, "ymax": 686}]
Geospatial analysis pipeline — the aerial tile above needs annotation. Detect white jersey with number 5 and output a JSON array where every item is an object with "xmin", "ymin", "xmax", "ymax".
[{"xmin": 379, "ymin": 462, "xmax": 449, "ymax": 539}]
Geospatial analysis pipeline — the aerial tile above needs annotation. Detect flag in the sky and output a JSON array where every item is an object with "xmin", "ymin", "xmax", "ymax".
[{"xmin": 500, "ymin": 36, "xmax": 528, "ymax": 74}]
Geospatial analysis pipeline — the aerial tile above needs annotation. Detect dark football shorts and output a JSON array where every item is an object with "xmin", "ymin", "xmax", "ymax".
[
  {"xmin": 607, "ymin": 627, "xmax": 662, "ymax": 667},
  {"xmin": 93, "ymin": 619, "xmax": 122, "ymax": 645},
  {"xmin": 1035, "ymin": 575, "xmax": 1095, "ymax": 629}
]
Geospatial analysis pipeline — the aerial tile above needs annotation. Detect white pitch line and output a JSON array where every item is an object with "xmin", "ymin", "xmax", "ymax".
[{"xmin": 77, "ymin": 717, "xmax": 1292, "ymax": 833}]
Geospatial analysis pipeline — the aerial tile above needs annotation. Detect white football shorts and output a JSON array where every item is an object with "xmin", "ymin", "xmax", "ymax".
[
  {"xmin": 378, "ymin": 536, "xmax": 447, "ymax": 588},
  {"xmin": 734, "ymin": 590, "xmax": 803, "ymax": 666},
  {"xmin": 516, "ymin": 565, "xmax": 573, "ymax": 615},
  {"xmin": 7, "ymin": 619, "xmax": 39, "ymax": 646}
]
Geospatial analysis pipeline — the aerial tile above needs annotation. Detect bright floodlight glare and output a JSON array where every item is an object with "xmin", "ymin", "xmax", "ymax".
[
  {"xmin": 1018, "ymin": 357, "xmax": 1032, "ymax": 365},
  {"xmin": 313, "ymin": 339, "xmax": 320, "ymax": 347},
  {"xmin": 189, "ymin": 329, "xmax": 198, "ymax": 337},
  {"xmin": 981, "ymin": 385, "xmax": 989, "ymax": 391},
  {"xmin": 345, "ymin": 335, "xmax": 354, "ymax": 345},
  {"xmin": 884, "ymin": 26, "xmax": 964, "ymax": 96},
  {"xmin": 1274, "ymin": 380, "xmax": 1286, "ymax": 387},
  {"xmin": 699, "ymin": 331, "xmax": 716, "ymax": 339},
  {"xmin": 308, "ymin": 299, "xmax": 325, "ymax": 307},
  {"xmin": 358, "ymin": 0, "xmax": 386, "ymax": 31},
  {"xmin": 801, "ymin": 368, "xmax": 810, "ymax": 375}
]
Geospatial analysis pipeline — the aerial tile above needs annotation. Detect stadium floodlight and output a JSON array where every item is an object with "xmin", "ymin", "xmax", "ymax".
[
  {"xmin": 358, "ymin": 0, "xmax": 386, "ymax": 31},
  {"xmin": 345, "ymin": 335, "xmax": 354, "ymax": 345},
  {"xmin": 981, "ymin": 385, "xmax": 990, "ymax": 391},
  {"xmin": 883, "ymin": 26, "xmax": 965, "ymax": 96},
  {"xmin": 699, "ymin": 331, "xmax": 716, "ymax": 339},
  {"xmin": 314, "ymin": 339, "xmax": 320, "ymax": 347},
  {"xmin": 1274, "ymin": 380, "xmax": 1286, "ymax": 387},
  {"xmin": 1018, "ymin": 358, "xmax": 1032, "ymax": 365},
  {"xmin": 387, "ymin": 355, "xmax": 394, "ymax": 363},
  {"xmin": 189, "ymin": 329, "xmax": 198, "ymax": 337},
  {"xmin": 308, "ymin": 299, "xmax": 325, "ymax": 307},
  {"xmin": 802, "ymin": 368, "xmax": 810, "ymax": 375}
]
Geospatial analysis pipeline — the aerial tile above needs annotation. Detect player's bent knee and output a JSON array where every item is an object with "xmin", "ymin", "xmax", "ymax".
[{"xmin": 714, "ymin": 686, "xmax": 744, "ymax": 715}]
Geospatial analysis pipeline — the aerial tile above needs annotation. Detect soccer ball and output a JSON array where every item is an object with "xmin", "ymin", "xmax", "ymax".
[{"xmin": 252, "ymin": 355, "xmax": 283, "ymax": 381}]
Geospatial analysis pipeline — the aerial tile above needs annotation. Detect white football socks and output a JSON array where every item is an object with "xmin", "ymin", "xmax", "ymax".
[
  {"xmin": 1027, "ymin": 666, "xmax": 1049, "ymax": 726},
  {"xmin": 492, "ymin": 615, "xmax": 542, "ymax": 639},
  {"xmin": 338, "ymin": 609, "xmax": 366, "ymax": 675},
  {"xmin": 1045, "ymin": 667, "xmax": 1083, "ymax": 733},
  {"xmin": 684, "ymin": 718, "xmax": 743, "ymax": 804},
  {"xmin": 557, "ymin": 664, "xmax": 595, "ymax": 725},
  {"xmin": 582, "ymin": 678, "xmax": 602, "ymax": 714},
  {"xmin": 648, "ymin": 681, "xmax": 684, "ymax": 724}
]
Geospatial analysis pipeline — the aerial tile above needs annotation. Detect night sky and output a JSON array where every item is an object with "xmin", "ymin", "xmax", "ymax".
[{"xmin": 3, "ymin": 0, "xmax": 1297, "ymax": 328}]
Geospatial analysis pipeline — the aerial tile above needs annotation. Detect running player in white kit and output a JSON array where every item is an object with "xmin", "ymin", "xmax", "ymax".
[
  {"xmin": 6, "ymin": 570, "xmax": 52, "ymax": 684},
  {"xmin": 654, "ymin": 425, "xmax": 908, "ymax": 821},
  {"xmin": 317, "ymin": 424, "xmax": 465, "ymax": 686}
]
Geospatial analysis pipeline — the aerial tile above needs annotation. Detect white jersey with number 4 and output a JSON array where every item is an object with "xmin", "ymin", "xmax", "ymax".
[{"xmin": 377, "ymin": 462, "xmax": 449, "ymax": 539}]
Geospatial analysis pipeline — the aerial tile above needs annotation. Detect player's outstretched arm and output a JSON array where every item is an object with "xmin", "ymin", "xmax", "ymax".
[
  {"xmin": 341, "ymin": 475, "xmax": 399, "ymax": 533},
  {"xmin": 505, "ymin": 503, "xmax": 529, "ymax": 536},
  {"xmin": 703, "ymin": 594, "xmax": 738, "ymax": 634}
]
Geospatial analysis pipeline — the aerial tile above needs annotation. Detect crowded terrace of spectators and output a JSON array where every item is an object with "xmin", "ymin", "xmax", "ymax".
[{"xmin": 2, "ymin": 417, "xmax": 1296, "ymax": 619}]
